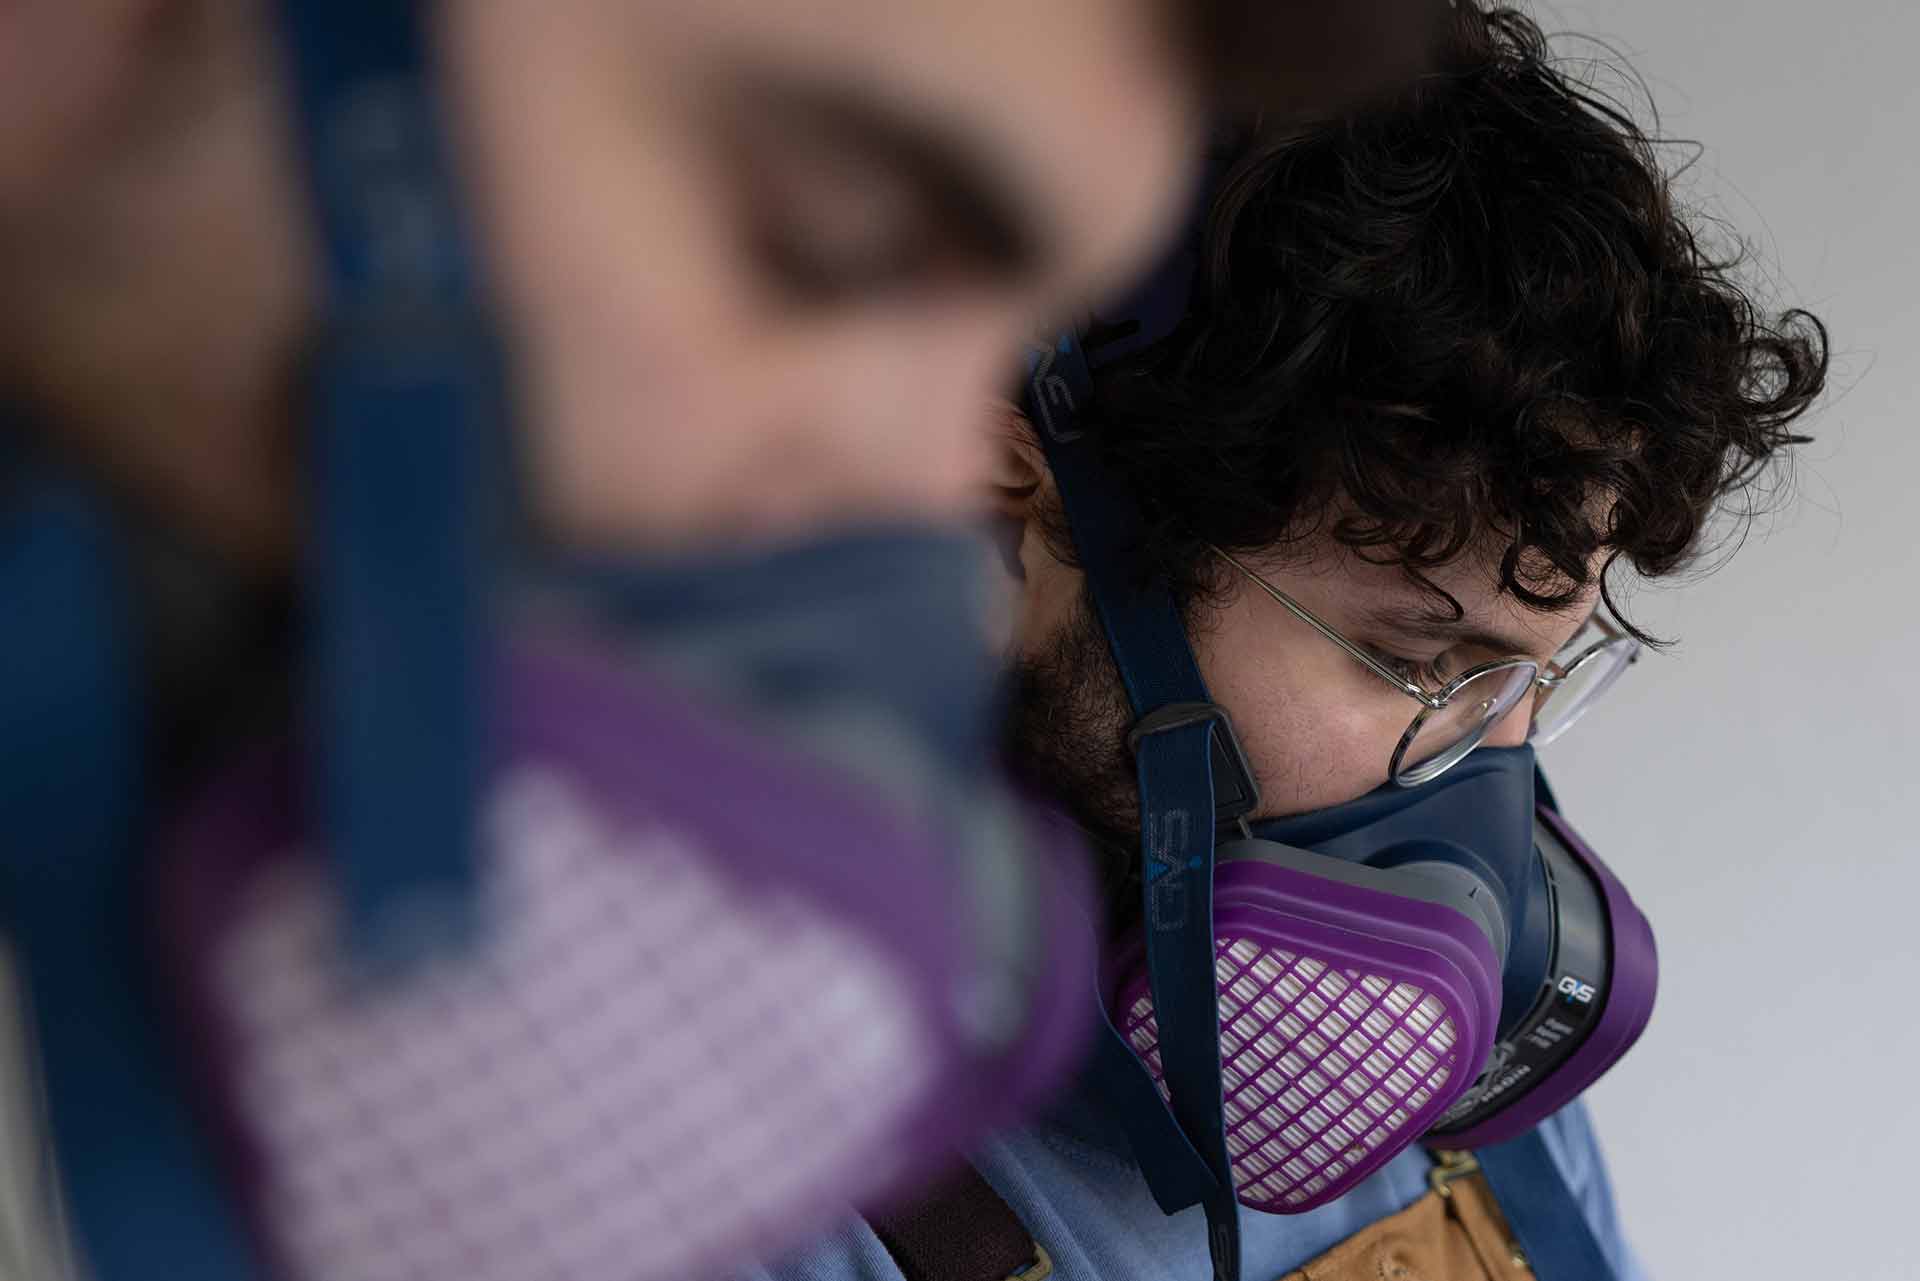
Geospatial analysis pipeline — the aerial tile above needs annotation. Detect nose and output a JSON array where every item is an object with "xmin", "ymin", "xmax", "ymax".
[
  {"xmin": 820, "ymin": 295, "xmax": 1025, "ymax": 517},
  {"xmin": 1479, "ymin": 678, "xmax": 1543, "ymax": 751}
]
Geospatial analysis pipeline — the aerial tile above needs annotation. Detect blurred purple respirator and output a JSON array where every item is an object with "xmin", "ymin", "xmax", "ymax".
[
  {"xmin": 0, "ymin": 3, "xmax": 1107, "ymax": 1280},
  {"xmin": 156, "ymin": 634, "xmax": 1095, "ymax": 1281}
]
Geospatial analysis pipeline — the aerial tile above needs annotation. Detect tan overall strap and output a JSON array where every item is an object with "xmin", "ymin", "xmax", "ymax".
[{"xmin": 1277, "ymin": 1153, "xmax": 1531, "ymax": 1281}]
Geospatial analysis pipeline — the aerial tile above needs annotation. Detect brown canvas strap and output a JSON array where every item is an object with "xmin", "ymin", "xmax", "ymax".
[
  {"xmin": 871, "ymin": 1153, "xmax": 1536, "ymax": 1281},
  {"xmin": 869, "ymin": 1164, "xmax": 1052, "ymax": 1281},
  {"xmin": 1280, "ymin": 1153, "xmax": 1532, "ymax": 1281}
]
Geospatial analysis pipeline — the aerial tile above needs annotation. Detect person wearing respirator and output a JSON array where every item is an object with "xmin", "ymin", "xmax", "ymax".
[{"xmin": 745, "ymin": 7, "xmax": 1827, "ymax": 1281}]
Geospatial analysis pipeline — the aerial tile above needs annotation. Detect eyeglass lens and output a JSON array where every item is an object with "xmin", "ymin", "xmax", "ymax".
[
  {"xmin": 1531, "ymin": 637, "xmax": 1638, "ymax": 746},
  {"xmin": 1394, "ymin": 662, "xmax": 1540, "ymax": 785}
]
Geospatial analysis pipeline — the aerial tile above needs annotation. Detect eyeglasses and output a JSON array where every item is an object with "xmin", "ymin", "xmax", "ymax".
[{"xmin": 1209, "ymin": 546, "xmax": 1641, "ymax": 787}]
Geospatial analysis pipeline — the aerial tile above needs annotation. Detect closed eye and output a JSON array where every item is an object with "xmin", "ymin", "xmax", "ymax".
[
  {"xmin": 1367, "ymin": 648, "xmax": 1453, "ymax": 691},
  {"xmin": 721, "ymin": 66, "xmax": 1048, "ymax": 307}
]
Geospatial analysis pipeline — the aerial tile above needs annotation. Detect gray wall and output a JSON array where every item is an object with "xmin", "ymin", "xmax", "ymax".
[{"xmin": 1533, "ymin": 2, "xmax": 1918, "ymax": 1277}]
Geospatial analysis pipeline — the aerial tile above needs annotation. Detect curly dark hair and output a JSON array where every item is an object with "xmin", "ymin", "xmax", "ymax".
[
  {"xmin": 1075, "ymin": 2, "xmax": 1829, "ymax": 641},
  {"xmin": 1173, "ymin": 0, "xmax": 1443, "ymax": 118}
]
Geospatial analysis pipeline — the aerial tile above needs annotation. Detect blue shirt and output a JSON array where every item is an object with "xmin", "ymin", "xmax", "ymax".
[{"xmin": 737, "ymin": 1092, "xmax": 1647, "ymax": 1281}]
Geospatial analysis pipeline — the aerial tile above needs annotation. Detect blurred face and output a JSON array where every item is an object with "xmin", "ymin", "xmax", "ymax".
[
  {"xmin": 445, "ymin": 0, "xmax": 1195, "ymax": 548},
  {"xmin": 0, "ymin": 0, "xmax": 1196, "ymax": 562},
  {"xmin": 992, "ymin": 435, "xmax": 1604, "ymax": 845}
]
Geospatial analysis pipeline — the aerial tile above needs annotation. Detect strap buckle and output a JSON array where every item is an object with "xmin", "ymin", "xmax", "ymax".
[
  {"xmin": 1008, "ymin": 1244, "xmax": 1054, "ymax": 1281},
  {"xmin": 1127, "ymin": 702, "xmax": 1261, "ymax": 826},
  {"xmin": 1427, "ymin": 1148, "xmax": 1481, "ymax": 1199}
]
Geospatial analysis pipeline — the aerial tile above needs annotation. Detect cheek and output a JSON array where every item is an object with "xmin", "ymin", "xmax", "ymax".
[
  {"xmin": 1220, "ymin": 677, "xmax": 1391, "ymax": 819},
  {"xmin": 1011, "ymin": 538, "xmax": 1087, "ymax": 663},
  {"xmin": 1194, "ymin": 611, "xmax": 1405, "ymax": 818},
  {"xmin": 449, "ymin": 1, "xmax": 728, "ymax": 344}
]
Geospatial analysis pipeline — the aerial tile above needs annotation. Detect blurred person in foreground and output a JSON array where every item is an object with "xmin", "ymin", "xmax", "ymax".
[
  {"xmin": 0, "ymin": 2, "xmax": 1443, "ymax": 1280},
  {"xmin": 739, "ymin": 6, "xmax": 1826, "ymax": 1281}
]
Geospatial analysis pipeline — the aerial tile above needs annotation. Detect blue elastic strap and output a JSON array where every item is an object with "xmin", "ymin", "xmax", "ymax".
[
  {"xmin": 1027, "ymin": 335, "xmax": 1241, "ymax": 1281},
  {"xmin": 1134, "ymin": 723, "xmax": 1241, "ymax": 1281},
  {"xmin": 1086, "ymin": 989, "xmax": 1221, "ymax": 1216},
  {"xmin": 0, "ymin": 458, "xmax": 259, "ymax": 1281},
  {"xmin": 277, "ymin": 0, "xmax": 504, "ymax": 969},
  {"xmin": 1478, "ymin": 1128, "xmax": 1620, "ymax": 1281},
  {"xmin": 1028, "ymin": 335, "xmax": 1213, "ymax": 715}
]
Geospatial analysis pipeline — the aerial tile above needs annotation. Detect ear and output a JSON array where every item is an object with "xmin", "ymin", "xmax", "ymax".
[
  {"xmin": 984, "ymin": 400, "xmax": 1054, "ymax": 524},
  {"xmin": 980, "ymin": 400, "xmax": 1083, "ymax": 658}
]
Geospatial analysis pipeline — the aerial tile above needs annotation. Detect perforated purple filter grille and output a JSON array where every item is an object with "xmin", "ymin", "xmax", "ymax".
[
  {"xmin": 208, "ymin": 770, "xmax": 937, "ymax": 1281},
  {"xmin": 155, "ymin": 642, "xmax": 1097, "ymax": 1281},
  {"xmin": 1112, "ymin": 859, "xmax": 1500, "ymax": 1214},
  {"xmin": 1120, "ymin": 939, "xmax": 1465, "ymax": 1212}
]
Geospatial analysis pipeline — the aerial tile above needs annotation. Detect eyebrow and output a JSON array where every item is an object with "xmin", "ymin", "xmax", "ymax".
[
  {"xmin": 1354, "ymin": 599, "xmax": 1593, "ymax": 660},
  {"xmin": 734, "ymin": 68, "xmax": 1051, "ymax": 282}
]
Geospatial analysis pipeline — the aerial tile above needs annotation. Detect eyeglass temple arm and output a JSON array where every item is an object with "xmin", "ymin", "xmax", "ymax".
[
  {"xmin": 1207, "ymin": 545, "xmax": 1445, "ymax": 709},
  {"xmin": 1537, "ymin": 620, "xmax": 1640, "ymax": 690}
]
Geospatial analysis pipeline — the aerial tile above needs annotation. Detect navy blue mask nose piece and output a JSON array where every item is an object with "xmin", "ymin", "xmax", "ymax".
[{"xmin": 1249, "ymin": 748, "xmax": 1539, "ymax": 920}]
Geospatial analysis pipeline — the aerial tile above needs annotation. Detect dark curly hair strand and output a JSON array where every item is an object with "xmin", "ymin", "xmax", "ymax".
[{"xmin": 1075, "ymin": 3, "xmax": 1829, "ymax": 644}]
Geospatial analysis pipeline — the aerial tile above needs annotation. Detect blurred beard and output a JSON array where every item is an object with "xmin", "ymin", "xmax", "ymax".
[{"xmin": 998, "ymin": 587, "xmax": 1145, "ymax": 931}]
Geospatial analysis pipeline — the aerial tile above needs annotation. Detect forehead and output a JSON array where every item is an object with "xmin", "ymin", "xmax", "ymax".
[
  {"xmin": 636, "ymin": 0, "xmax": 1198, "ymax": 297},
  {"xmin": 1259, "ymin": 533, "xmax": 1605, "ymax": 654}
]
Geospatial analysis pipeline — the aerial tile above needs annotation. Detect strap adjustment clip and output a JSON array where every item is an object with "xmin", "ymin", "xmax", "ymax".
[
  {"xmin": 1127, "ymin": 702, "xmax": 1260, "ymax": 825},
  {"xmin": 1427, "ymin": 1149, "xmax": 1481, "ymax": 1199}
]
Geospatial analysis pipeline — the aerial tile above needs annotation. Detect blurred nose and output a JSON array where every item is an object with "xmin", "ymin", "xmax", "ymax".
[{"xmin": 819, "ymin": 294, "xmax": 1027, "ymax": 519}]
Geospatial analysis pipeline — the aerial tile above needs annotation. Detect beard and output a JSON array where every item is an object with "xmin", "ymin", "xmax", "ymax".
[{"xmin": 999, "ymin": 589, "xmax": 1146, "ymax": 929}]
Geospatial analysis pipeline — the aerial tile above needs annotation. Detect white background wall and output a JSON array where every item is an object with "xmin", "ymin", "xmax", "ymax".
[{"xmin": 1529, "ymin": 3, "xmax": 1918, "ymax": 1277}]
